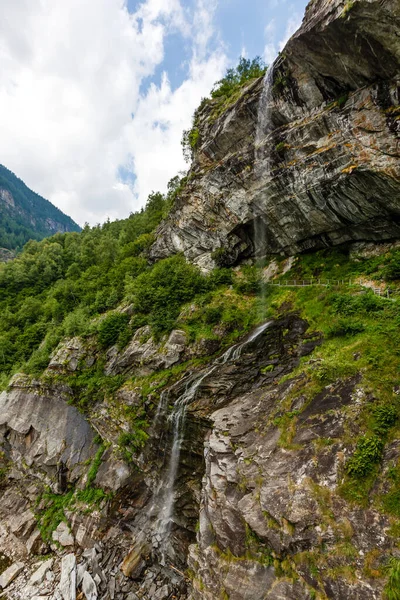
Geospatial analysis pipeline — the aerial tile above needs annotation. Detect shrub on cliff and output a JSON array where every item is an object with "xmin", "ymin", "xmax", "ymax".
[
  {"xmin": 98, "ymin": 312, "xmax": 131, "ymax": 348},
  {"xmin": 384, "ymin": 251, "xmax": 400, "ymax": 281},
  {"xmin": 211, "ymin": 56, "xmax": 267, "ymax": 99}
]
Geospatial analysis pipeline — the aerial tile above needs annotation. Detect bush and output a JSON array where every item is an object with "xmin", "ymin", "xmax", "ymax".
[
  {"xmin": 211, "ymin": 247, "xmax": 235, "ymax": 268},
  {"xmin": 233, "ymin": 266, "xmax": 262, "ymax": 295},
  {"xmin": 63, "ymin": 307, "xmax": 91, "ymax": 338},
  {"xmin": 97, "ymin": 313, "xmax": 130, "ymax": 348},
  {"xmin": 384, "ymin": 252, "xmax": 400, "ymax": 281},
  {"xmin": 128, "ymin": 255, "xmax": 207, "ymax": 337},
  {"xmin": 346, "ymin": 435, "xmax": 384, "ymax": 477},
  {"xmin": 331, "ymin": 291, "xmax": 384, "ymax": 316},
  {"xmin": 372, "ymin": 404, "xmax": 398, "ymax": 435},
  {"xmin": 211, "ymin": 56, "xmax": 266, "ymax": 99},
  {"xmin": 204, "ymin": 305, "xmax": 224, "ymax": 325},
  {"xmin": 118, "ymin": 427, "xmax": 149, "ymax": 461},
  {"xmin": 327, "ymin": 318, "xmax": 365, "ymax": 337},
  {"xmin": 384, "ymin": 557, "xmax": 400, "ymax": 600},
  {"xmin": 208, "ymin": 268, "xmax": 233, "ymax": 288}
]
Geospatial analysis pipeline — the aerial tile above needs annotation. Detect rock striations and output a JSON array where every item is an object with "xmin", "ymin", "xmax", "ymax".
[{"xmin": 150, "ymin": 0, "xmax": 400, "ymax": 271}]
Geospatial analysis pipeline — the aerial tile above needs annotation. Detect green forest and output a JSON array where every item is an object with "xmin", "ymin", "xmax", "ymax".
[{"xmin": 0, "ymin": 164, "xmax": 80, "ymax": 250}]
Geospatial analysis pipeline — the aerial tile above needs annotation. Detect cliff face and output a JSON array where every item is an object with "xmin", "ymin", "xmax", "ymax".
[{"xmin": 150, "ymin": 0, "xmax": 400, "ymax": 271}]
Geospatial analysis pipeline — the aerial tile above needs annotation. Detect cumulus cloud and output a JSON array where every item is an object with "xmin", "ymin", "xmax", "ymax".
[
  {"xmin": 263, "ymin": 7, "xmax": 302, "ymax": 67},
  {"xmin": 0, "ymin": 0, "xmax": 226, "ymax": 225}
]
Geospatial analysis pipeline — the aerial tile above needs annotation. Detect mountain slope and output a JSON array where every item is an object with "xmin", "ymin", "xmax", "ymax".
[{"xmin": 0, "ymin": 164, "xmax": 81, "ymax": 251}]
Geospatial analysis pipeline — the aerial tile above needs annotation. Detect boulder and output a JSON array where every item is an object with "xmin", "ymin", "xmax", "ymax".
[
  {"xmin": 52, "ymin": 522, "xmax": 74, "ymax": 547},
  {"xmin": 29, "ymin": 558, "xmax": 54, "ymax": 586},
  {"xmin": 105, "ymin": 326, "xmax": 188, "ymax": 376},
  {"xmin": 59, "ymin": 553, "xmax": 76, "ymax": 600},
  {"xmin": 0, "ymin": 561, "xmax": 24, "ymax": 589}
]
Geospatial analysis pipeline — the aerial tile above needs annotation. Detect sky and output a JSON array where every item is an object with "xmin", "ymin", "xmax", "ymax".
[{"xmin": 0, "ymin": 0, "xmax": 308, "ymax": 227}]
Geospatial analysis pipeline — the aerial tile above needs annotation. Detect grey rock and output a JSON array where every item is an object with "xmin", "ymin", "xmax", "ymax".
[
  {"xmin": 105, "ymin": 326, "xmax": 189, "ymax": 376},
  {"xmin": 26, "ymin": 529, "xmax": 44, "ymax": 555},
  {"xmin": 59, "ymin": 553, "xmax": 76, "ymax": 600},
  {"xmin": 95, "ymin": 457, "xmax": 130, "ymax": 492},
  {"xmin": 82, "ymin": 571, "xmax": 97, "ymax": 600},
  {"xmin": 0, "ymin": 561, "xmax": 24, "ymax": 589},
  {"xmin": 48, "ymin": 337, "xmax": 96, "ymax": 373},
  {"xmin": 9, "ymin": 508, "xmax": 36, "ymax": 538},
  {"xmin": 0, "ymin": 378, "xmax": 98, "ymax": 486},
  {"xmin": 52, "ymin": 522, "xmax": 74, "ymax": 547},
  {"xmin": 29, "ymin": 558, "xmax": 54, "ymax": 586},
  {"xmin": 150, "ymin": 0, "xmax": 400, "ymax": 270},
  {"xmin": 153, "ymin": 584, "xmax": 171, "ymax": 600},
  {"xmin": 76, "ymin": 563, "xmax": 87, "ymax": 587}
]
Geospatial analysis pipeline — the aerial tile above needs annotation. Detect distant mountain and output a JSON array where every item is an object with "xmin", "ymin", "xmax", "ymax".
[{"xmin": 0, "ymin": 164, "xmax": 81, "ymax": 251}]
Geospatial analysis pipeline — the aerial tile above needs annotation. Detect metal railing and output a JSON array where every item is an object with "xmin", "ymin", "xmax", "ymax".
[{"xmin": 265, "ymin": 279, "xmax": 391, "ymax": 298}]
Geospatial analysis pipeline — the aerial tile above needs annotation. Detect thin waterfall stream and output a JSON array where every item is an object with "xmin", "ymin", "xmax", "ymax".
[
  {"xmin": 152, "ymin": 321, "xmax": 272, "ymax": 563},
  {"xmin": 253, "ymin": 65, "xmax": 275, "ymax": 314}
]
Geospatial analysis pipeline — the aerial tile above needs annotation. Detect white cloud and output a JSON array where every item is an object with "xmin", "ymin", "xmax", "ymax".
[
  {"xmin": 263, "ymin": 8, "xmax": 302, "ymax": 67},
  {"xmin": 0, "ymin": 0, "xmax": 226, "ymax": 225},
  {"xmin": 278, "ymin": 11, "xmax": 302, "ymax": 50}
]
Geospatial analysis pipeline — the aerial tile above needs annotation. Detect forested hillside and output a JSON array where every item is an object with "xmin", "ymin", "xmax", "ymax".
[{"xmin": 0, "ymin": 164, "xmax": 80, "ymax": 251}]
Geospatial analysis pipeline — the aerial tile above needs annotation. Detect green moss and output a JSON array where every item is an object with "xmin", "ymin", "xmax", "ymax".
[
  {"xmin": 341, "ymin": 1, "xmax": 355, "ymax": 18},
  {"xmin": 117, "ymin": 428, "xmax": 149, "ymax": 462},
  {"xmin": 346, "ymin": 435, "xmax": 384, "ymax": 477},
  {"xmin": 87, "ymin": 443, "xmax": 105, "ymax": 487},
  {"xmin": 275, "ymin": 141, "xmax": 287, "ymax": 153},
  {"xmin": 384, "ymin": 557, "xmax": 400, "ymax": 600},
  {"xmin": 36, "ymin": 490, "xmax": 75, "ymax": 541}
]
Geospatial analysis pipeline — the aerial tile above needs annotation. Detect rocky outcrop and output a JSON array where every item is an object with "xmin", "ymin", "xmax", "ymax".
[
  {"xmin": 188, "ymin": 374, "xmax": 395, "ymax": 599},
  {"xmin": 150, "ymin": 0, "xmax": 400, "ymax": 270},
  {"xmin": 0, "ymin": 375, "xmax": 97, "ymax": 487},
  {"xmin": 48, "ymin": 337, "xmax": 97, "ymax": 373},
  {"xmin": 0, "ymin": 309, "xmax": 398, "ymax": 599},
  {"xmin": 105, "ymin": 326, "xmax": 189, "ymax": 376}
]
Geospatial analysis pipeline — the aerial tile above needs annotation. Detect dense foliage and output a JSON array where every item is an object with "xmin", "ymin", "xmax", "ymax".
[
  {"xmin": 0, "ymin": 174, "xmax": 240, "ymax": 384},
  {"xmin": 0, "ymin": 164, "xmax": 80, "ymax": 251},
  {"xmin": 0, "ymin": 187, "xmax": 174, "ymax": 381}
]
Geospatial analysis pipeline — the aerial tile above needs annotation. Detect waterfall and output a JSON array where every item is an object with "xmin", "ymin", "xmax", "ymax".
[
  {"xmin": 153, "ymin": 321, "xmax": 272, "ymax": 562},
  {"xmin": 255, "ymin": 65, "xmax": 275, "ymax": 165},
  {"xmin": 252, "ymin": 65, "xmax": 277, "ymax": 321},
  {"xmin": 253, "ymin": 64, "xmax": 275, "ymax": 265}
]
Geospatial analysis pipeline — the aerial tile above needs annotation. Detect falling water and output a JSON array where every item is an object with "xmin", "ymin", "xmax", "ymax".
[
  {"xmin": 253, "ymin": 65, "xmax": 276, "ymax": 316},
  {"xmin": 154, "ymin": 321, "xmax": 272, "ymax": 562},
  {"xmin": 255, "ymin": 64, "xmax": 275, "ymax": 169}
]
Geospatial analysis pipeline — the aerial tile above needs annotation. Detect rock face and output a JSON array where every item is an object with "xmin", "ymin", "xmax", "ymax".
[
  {"xmin": 188, "ymin": 374, "xmax": 393, "ymax": 599},
  {"xmin": 0, "ymin": 311, "xmax": 398, "ymax": 599},
  {"xmin": 0, "ymin": 375, "xmax": 97, "ymax": 487},
  {"xmin": 105, "ymin": 326, "xmax": 189, "ymax": 376},
  {"xmin": 150, "ymin": 0, "xmax": 400, "ymax": 270}
]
